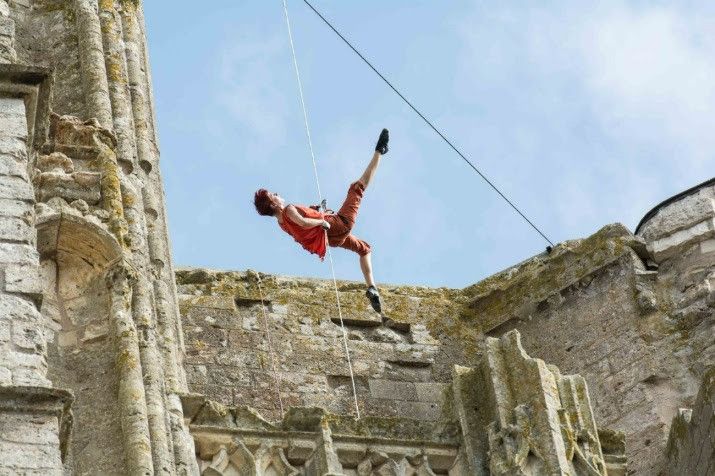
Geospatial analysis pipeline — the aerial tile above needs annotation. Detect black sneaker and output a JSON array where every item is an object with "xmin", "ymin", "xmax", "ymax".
[
  {"xmin": 375, "ymin": 128, "xmax": 389, "ymax": 155},
  {"xmin": 366, "ymin": 286, "xmax": 382, "ymax": 313}
]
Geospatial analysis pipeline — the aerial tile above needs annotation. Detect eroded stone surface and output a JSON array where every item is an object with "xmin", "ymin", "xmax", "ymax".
[{"xmin": 0, "ymin": 0, "xmax": 712, "ymax": 474}]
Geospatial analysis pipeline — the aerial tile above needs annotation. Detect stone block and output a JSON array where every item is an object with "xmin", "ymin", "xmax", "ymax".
[
  {"xmin": 0, "ymin": 440, "xmax": 61, "ymax": 471},
  {"xmin": 649, "ymin": 218, "xmax": 715, "ymax": 262},
  {"xmin": 0, "ymin": 366, "xmax": 9, "ymax": 384},
  {"xmin": 36, "ymin": 152, "xmax": 73, "ymax": 173},
  {"xmin": 415, "ymin": 382, "xmax": 447, "ymax": 403},
  {"xmin": 701, "ymin": 238, "xmax": 715, "ymax": 254},
  {"xmin": 81, "ymin": 321, "xmax": 108, "ymax": 343},
  {"xmin": 0, "ymin": 320, "xmax": 8, "ymax": 343},
  {"xmin": 0, "ymin": 216, "xmax": 32, "ymax": 243},
  {"xmin": 0, "ymin": 137, "xmax": 27, "ymax": 158},
  {"xmin": 0, "ymin": 294, "xmax": 40, "ymax": 320},
  {"xmin": 2, "ymin": 348, "xmax": 45, "ymax": 371},
  {"xmin": 0, "ymin": 155, "xmax": 27, "ymax": 178},
  {"xmin": 368, "ymin": 379, "xmax": 417, "ymax": 400},
  {"xmin": 0, "ymin": 97, "xmax": 25, "ymax": 117},
  {"xmin": 0, "ymin": 114, "xmax": 25, "ymax": 140},
  {"xmin": 35, "ymin": 170, "xmax": 101, "ymax": 204},
  {"xmin": 0, "ymin": 175, "xmax": 32, "ymax": 201},
  {"xmin": 641, "ymin": 193, "xmax": 715, "ymax": 240},
  {"xmin": 58, "ymin": 331, "xmax": 77, "ymax": 348},
  {"xmin": 396, "ymin": 401, "xmax": 441, "ymax": 421},
  {"xmin": 12, "ymin": 366, "xmax": 51, "ymax": 387},
  {"xmin": 0, "ymin": 414, "xmax": 59, "ymax": 445},
  {"xmin": 0, "ymin": 198, "xmax": 31, "ymax": 217},
  {"xmin": 12, "ymin": 320, "xmax": 44, "ymax": 351},
  {"xmin": 4, "ymin": 263, "xmax": 42, "ymax": 295}
]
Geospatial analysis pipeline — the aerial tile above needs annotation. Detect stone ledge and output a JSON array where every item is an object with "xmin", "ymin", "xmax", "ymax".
[
  {"xmin": 649, "ymin": 218, "xmax": 715, "ymax": 263},
  {"xmin": 462, "ymin": 224, "xmax": 647, "ymax": 333},
  {"xmin": 180, "ymin": 393, "xmax": 459, "ymax": 446},
  {"xmin": 0, "ymin": 385, "xmax": 74, "ymax": 461}
]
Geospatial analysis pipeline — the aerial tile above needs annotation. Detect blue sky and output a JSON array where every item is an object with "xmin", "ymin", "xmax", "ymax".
[{"xmin": 144, "ymin": 1, "xmax": 715, "ymax": 288}]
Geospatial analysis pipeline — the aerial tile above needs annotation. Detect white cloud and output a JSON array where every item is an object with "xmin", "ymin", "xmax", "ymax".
[
  {"xmin": 577, "ymin": 4, "xmax": 715, "ymax": 170},
  {"xmin": 217, "ymin": 32, "xmax": 290, "ymax": 155},
  {"xmin": 455, "ymin": 2, "xmax": 715, "ymax": 237}
]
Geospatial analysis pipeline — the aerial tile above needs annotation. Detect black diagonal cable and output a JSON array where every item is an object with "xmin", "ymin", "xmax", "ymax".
[{"xmin": 300, "ymin": 0, "xmax": 554, "ymax": 247}]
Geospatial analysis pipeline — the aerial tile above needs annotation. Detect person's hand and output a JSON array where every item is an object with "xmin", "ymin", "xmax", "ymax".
[{"xmin": 321, "ymin": 220, "xmax": 331, "ymax": 230}]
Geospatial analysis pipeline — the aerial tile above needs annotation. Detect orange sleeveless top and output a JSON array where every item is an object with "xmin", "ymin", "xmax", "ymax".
[{"xmin": 278, "ymin": 205, "xmax": 327, "ymax": 259}]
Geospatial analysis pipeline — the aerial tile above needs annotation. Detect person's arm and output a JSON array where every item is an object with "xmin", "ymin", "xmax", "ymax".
[{"xmin": 285, "ymin": 205, "xmax": 330, "ymax": 229}]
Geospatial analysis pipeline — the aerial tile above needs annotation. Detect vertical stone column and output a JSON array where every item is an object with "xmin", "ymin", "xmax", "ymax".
[
  {"xmin": 128, "ymin": 2, "xmax": 189, "ymax": 392},
  {"xmin": 0, "ymin": 0, "xmax": 16, "ymax": 63},
  {"xmin": 98, "ymin": 1, "xmax": 181, "ymax": 472},
  {"xmin": 106, "ymin": 261, "xmax": 154, "ymax": 476},
  {"xmin": 0, "ymin": 66, "xmax": 70, "ymax": 474},
  {"xmin": 74, "ymin": 0, "xmax": 113, "ymax": 128},
  {"xmin": 120, "ymin": 4, "xmax": 196, "ymax": 472}
]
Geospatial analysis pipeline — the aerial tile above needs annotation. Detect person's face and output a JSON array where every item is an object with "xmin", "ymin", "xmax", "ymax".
[{"xmin": 269, "ymin": 191, "xmax": 284, "ymax": 209}]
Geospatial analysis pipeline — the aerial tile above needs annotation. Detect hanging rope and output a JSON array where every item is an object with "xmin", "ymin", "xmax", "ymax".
[
  {"xmin": 281, "ymin": 0, "xmax": 361, "ymax": 419},
  {"xmin": 299, "ymin": 0, "xmax": 555, "ymax": 247},
  {"xmin": 256, "ymin": 274, "xmax": 285, "ymax": 419}
]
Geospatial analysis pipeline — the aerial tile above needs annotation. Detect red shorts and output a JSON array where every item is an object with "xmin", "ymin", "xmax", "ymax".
[{"xmin": 325, "ymin": 181, "xmax": 372, "ymax": 256}]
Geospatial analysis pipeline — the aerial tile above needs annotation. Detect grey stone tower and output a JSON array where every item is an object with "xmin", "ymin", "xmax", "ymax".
[{"xmin": 0, "ymin": 1, "xmax": 196, "ymax": 474}]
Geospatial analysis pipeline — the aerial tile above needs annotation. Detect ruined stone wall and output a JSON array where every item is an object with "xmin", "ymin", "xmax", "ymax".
[
  {"xmin": 179, "ymin": 215, "xmax": 714, "ymax": 475},
  {"xmin": 181, "ymin": 329, "xmax": 623, "ymax": 475},
  {"xmin": 664, "ymin": 368, "xmax": 715, "ymax": 475},
  {"xmin": 462, "ymin": 219, "xmax": 714, "ymax": 475},
  {"xmin": 177, "ymin": 269, "xmax": 477, "ymax": 425},
  {"xmin": 0, "ymin": 0, "xmax": 710, "ymax": 474},
  {"xmin": 478, "ymin": 242, "xmax": 682, "ymax": 475}
]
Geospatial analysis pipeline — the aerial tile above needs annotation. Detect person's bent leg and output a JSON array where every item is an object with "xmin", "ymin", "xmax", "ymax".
[
  {"xmin": 338, "ymin": 235, "xmax": 381, "ymax": 313},
  {"xmin": 360, "ymin": 252, "xmax": 375, "ymax": 288},
  {"xmin": 335, "ymin": 181, "xmax": 366, "ymax": 231}
]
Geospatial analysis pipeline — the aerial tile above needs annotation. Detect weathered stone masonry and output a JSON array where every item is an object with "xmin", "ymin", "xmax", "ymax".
[
  {"xmin": 178, "ymin": 203, "xmax": 714, "ymax": 474},
  {"xmin": 0, "ymin": 0, "xmax": 712, "ymax": 474},
  {"xmin": 0, "ymin": 1, "xmax": 195, "ymax": 474}
]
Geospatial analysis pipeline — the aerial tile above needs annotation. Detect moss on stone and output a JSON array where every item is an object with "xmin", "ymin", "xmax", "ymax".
[{"xmin": 460, "ymin": 223, "xmax": 637, "ymax": 331}]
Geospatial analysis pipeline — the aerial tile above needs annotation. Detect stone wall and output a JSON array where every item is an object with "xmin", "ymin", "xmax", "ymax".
[
  {"xmin": 665, "ymin": 367, "xmax": 715, "ymax": 475},
  {"xmin": 182, "ymin": 329, "xmax": 622, "ymax": 475},
  {"xmin": 0, "ymin": 0, "xmax": 710, "ymax": 474},
  {"xmin": 0, "ymin": 1, "xmax": 196, "ymax": 473},
  {"xmin": 178, "ymin": 219, "xmax": 714, "ymax": 475},
  {"xmin": 177, "ymin": 269, "xmax": 476, "ymax": 424},
  {"xmin": 0, "ymin": 59, "xmax": 70, "ymax": 474}
]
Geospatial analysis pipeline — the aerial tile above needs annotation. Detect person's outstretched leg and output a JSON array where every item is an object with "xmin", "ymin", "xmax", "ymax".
[{"xmin": 358, "ymin": 129, "xmax": 389, "ymax": 189}]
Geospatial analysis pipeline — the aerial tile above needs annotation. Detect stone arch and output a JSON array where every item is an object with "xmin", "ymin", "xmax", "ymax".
[{"xmin": 36, "ymin": 212, "xmax": 126, "ymax": 474}]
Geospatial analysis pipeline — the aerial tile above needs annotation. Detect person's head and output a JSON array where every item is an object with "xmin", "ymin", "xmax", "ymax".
[{"xmin": 254, "ymin": 189, "xmax": 284, "ymax": 216}]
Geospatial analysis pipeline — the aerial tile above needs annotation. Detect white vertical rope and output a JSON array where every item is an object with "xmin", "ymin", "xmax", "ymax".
[
  {"xmin": 281, "ymin": 0, "xmax": 322, "ymax": 202},
  {"xmin": 256, "ymin": 274, "xmax": 285, "ymax": 419},
  {"xmin": 280, "ymin": 0, "xmax": 361, "ymax": 419}
]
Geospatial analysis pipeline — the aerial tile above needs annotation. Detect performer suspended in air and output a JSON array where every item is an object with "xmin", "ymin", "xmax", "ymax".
[{"xmin": 254, "ymin": 129, "xmax": 389, "ymax": 313}]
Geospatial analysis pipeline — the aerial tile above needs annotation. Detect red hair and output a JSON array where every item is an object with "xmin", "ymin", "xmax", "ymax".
[{"xmin": 254, "ymin": 189, "xmax": 276, "ymax": 216}]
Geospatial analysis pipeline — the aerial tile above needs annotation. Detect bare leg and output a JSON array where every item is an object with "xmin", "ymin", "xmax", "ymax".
[
  {"xmin": 360, "ymin": 252, "xmax": 375, "ymax": 287},
  {"xmin": 358, "ymin": 151, "xmax": 382, "ymax": 190}
]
